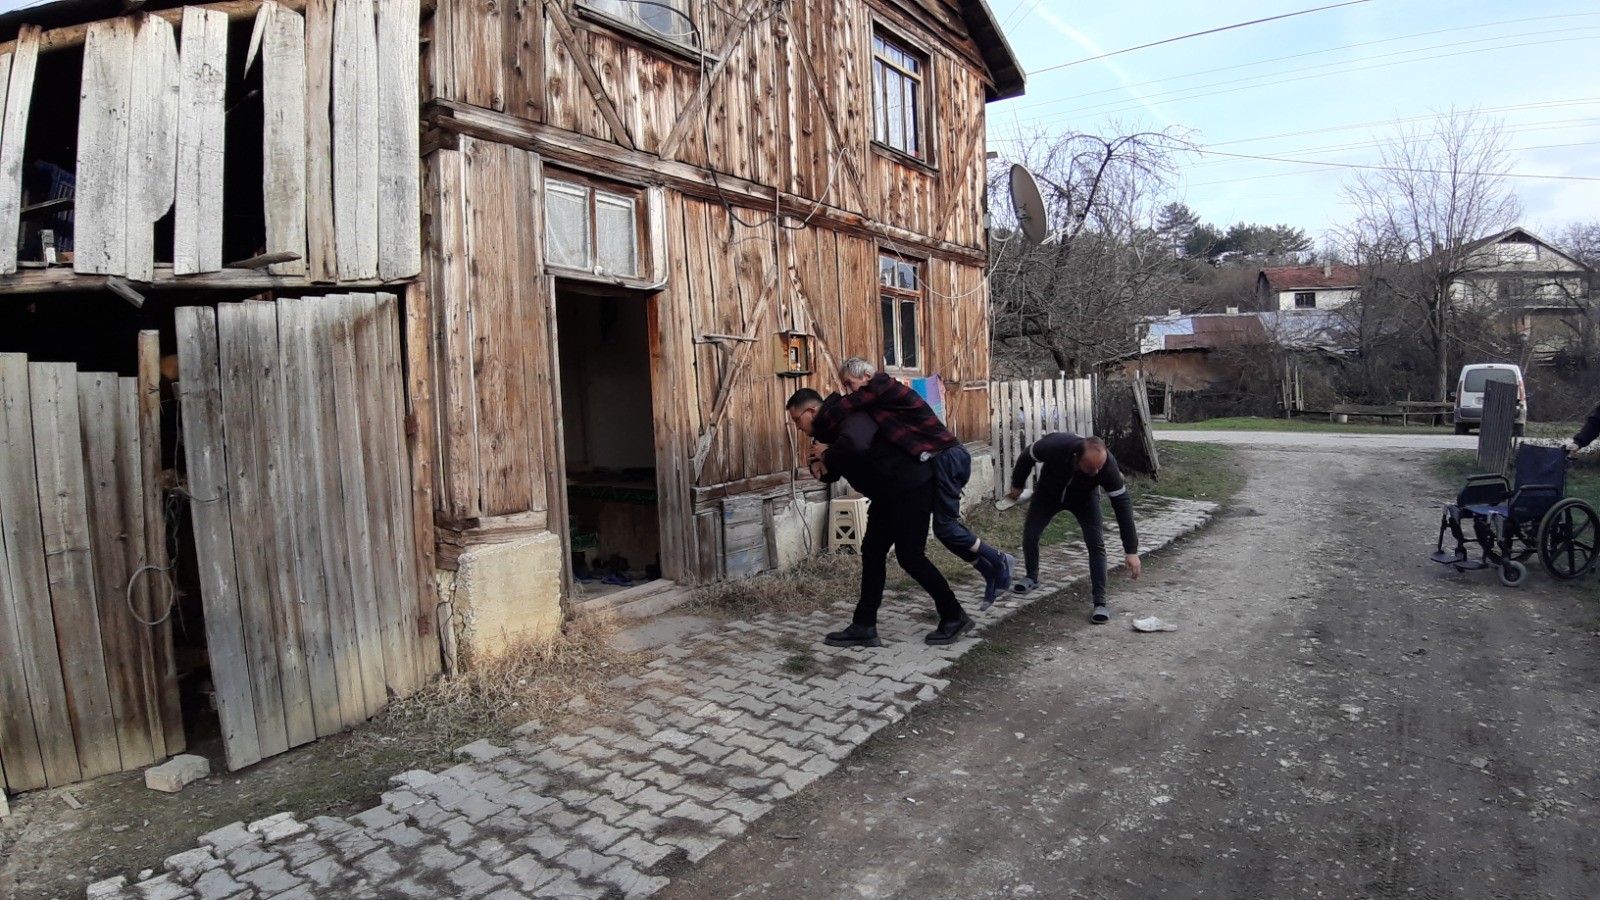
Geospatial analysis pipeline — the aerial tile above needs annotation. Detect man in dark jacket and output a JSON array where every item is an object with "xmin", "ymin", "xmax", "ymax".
[
  {"xmin": 809, "ymin": 357, "xmax": 1014, "ymax": 609},
  {"xmin": 1564, "ymin": 403, "xmax": 1600, "ymax": 455},
  {"xmin": 787, "ymin": 388, "xmax": 972, "ymax": 647},
  {"xmin": 1007, "ymin": 433, "xmax": 1141, "ymax": 624}
]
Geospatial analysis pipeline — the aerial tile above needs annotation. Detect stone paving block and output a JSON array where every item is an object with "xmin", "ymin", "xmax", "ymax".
[
  {"xmin": 438, "ymin": 816, "xmax": 480, "ymax": 848},
  {"xmin": 237, "ymin": 862, "xmax": 303, "ymax": 895},
  {"xmin": 599, "ymin": 861, "xmax": 672, "ymax": 899},
  {"xmin": 572, "ymin": 815, "xmax": 630, "ymax": 851},
  {"xmin": 380, "ymin": 789, "xmax": 425, "ymax": 812},
  {"xmin": 761, "ymin": 743, "xmax": 812, "ymax": 767},
  {"xmin": 198, "ymin": 822, "xmax": 258, "ymax": 854},
  {"xmin": 248, "ymin": 813, "xmax": 309, "ymax": 844},
  {"xmin": 675, "ymin": 782, "xmax": 730, "ymax": 805},
  {"xmin": 650, "ymin": 748, "xmax": 695, "ymax": 768},
  {"xmin": 664, "ymin": 799, "xmax": 722, "ymax": 825},
  {"xmin": 130, "ymin": 873, "xmax": 190, "ymax": 900},
  {"xmin": 466, "ymin": 837, "xmax": 518, "ymax": 867},
  {"xmin": 350, "ymin": 805, "xmax": 403, "ymax": 831},
  {"xmin": 607, "ymin": 834, "xmax": 677, "ymax": 872},
  {"xmin": 520, "ymin": 824, "xmax": 574, "ymax": 862},
  {"xmin": 636, "ymin": 765, "xmax": 684, "ymax": 791},
  {"xmin": 447, "ymin": 792, "xmax": 509, "ymax": 824},
  {"xmin": 446, "ymin": 860, "xmax": 507, "ymax": 897},
  {"xmin": 295, "ymin": 855, "xmax": 348, "ymax": 890},
  {"xmin": 352, "ymin": 848, "xmax": 402, "ymax": 881},
  {"xmin": 540, "ymin": 873, "xmax": 607, "ymax": 899},
  {"xmin": 628, "ymin": 785, "xmax": 679, "ymax": 814},
  {"xmin": 414, "ymin": 842, "xmax": 469, "ymax": 874},
  {"xmin": 497, "ymin": 852, "xmax": 560, "ymax": 891},
  {"xmin": 558, "ymin": 846, "xmax": 623, "ymax": 880},
  {"xmin": 164, "ymin": 848, "xmax": 221, "ymax": 884},
  {"xmin": 685, "ymin": 738, "xmax": 735, "ymax": 764},
  {"xmin": 87, "ymin": 876, "xmax": 128, "ymax": 899},
  {"xmin": 454, "ymin": 739, "xmax": 508, "ymax": 762},
  {"xmin": 220, "ymin": 841, "xmax": 277, "ymax": 876},
  {"xmin": 374, "ymin": 822, "xmax": 429, "ymax": 849},
  {"xmin": 403, "ymin": 800, "xmax": 456, "ymax": 831},
  {"xmin": 277, "ymin": 837, "xmax": 329, "ymax": 869},
  {"xmin": 545, "ymin": 804, "xmax": 587, "ymax": 830},
  {"xmin": 712, "ymin": 794, "xmax": 773, "ymax": 823},
  {"xmin": 190, "ymin": 867, "xmax": 246, "ymax": 900},
  {"xmin": 657, "ymin": 832, "xmax": 723, "ymax": 864}
]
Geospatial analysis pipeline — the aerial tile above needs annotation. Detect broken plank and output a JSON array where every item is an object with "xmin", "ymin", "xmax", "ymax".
[
  {"xmin": 74, "ymin": 19, "xmax": 135, "ymax": 276},
  {"xmin": 173, "ymin": 7, "xmax": 228, "ymax": 275},
  {"xmin": 333, "ymin": 0, "xmax": 379, "ymax": 280},
  {"xmin": 377, "ymin": 0, "xmax": 421, "ymax": 280},
  {"xmin": 0, "ymin": 28, "xmax": 38, "ymax": 275},
  {"xmin": 261, "ymin": 3, "xmax": 308, "ymax": 276}
]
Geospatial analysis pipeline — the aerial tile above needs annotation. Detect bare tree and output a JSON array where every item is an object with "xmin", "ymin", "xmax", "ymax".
[
  {"xmin": 988, "ymin": 127, "xmax": 1195, "ymax": 377},
  {"xmin": 1339, "ymin": 108, "xmax": 1523, "ymax": 400}
]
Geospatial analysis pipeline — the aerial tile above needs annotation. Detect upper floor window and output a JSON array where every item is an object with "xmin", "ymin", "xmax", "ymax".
[
  {"xmin": 872, "ymin": 32, "xmax": 926, "ymax": 160},
  {"xmin": 1293, "ymin": 291, "xmax": 1316, "ymax": 309},
  {"xmin": 545, "ymin": 175, "xmax": 643, "ymax": 279},
  {"xmin": 579, "ymin": 0, "xmax": 698, "ymax": 50},
  {"xmin": 879, "ymin": 254, "xmax": 921, "ymax": 371}
]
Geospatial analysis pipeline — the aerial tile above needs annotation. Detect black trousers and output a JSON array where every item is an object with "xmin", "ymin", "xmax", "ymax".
[
  {"xmin": 854, "ymin": 491, "xmax": 966, "ymax": 628},
  {"xmin": 1022, "ymin": 490, "xmax": 1109, "ymax": 604}
]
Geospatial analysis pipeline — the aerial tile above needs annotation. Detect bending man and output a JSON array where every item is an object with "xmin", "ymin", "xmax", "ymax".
[
  {"xmin": 1007, "ymin": 433, "xmax": 1141, "ymax": 624},
  {"xmin": 787, "ymin": 388, "xmax": 973, "ymax": 647},
  {"xmin": 1564, "ymin": 402, "xmax": 1600, "ymax": 455}
]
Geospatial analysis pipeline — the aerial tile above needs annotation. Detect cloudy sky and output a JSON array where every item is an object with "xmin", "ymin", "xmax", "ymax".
[{"xmin": 986, "ymin": 0, "xmax": 1600, "ymax": 245}]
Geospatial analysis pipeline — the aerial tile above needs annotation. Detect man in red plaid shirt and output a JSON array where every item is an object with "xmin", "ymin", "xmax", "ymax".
[{"xmin": 811, "ymin": 357, "xmax": 1015, "ymax": 609}]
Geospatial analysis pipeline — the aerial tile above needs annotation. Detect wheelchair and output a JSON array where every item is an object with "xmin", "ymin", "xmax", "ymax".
[{"xmin": 1431, "ymin": 443, "xmax": 1599, "ymax": 586}]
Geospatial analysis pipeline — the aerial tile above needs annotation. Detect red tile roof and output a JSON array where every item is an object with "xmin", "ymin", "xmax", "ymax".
[{"xmin": 1260, "ymin": 265, "xmax": 1361, "ymax": 291}]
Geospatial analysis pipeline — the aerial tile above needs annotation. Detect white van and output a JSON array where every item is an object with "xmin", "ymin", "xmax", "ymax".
[{"xmin": 1453, "ymin": 363, "xmax": 1526, "ymax": 436}]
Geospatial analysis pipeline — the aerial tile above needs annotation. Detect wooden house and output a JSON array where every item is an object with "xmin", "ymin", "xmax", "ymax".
[{"xmin": 0, "ymin": 0, "xmax": 1021, "ymax": 788}]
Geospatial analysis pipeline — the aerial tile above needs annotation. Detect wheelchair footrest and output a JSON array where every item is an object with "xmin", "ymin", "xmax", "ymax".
[
  {"xmin": 1451, "ymin": 560, "xmax": 1489, "ymax": 571},
  {"xmin": 1429, "ymin": 550, "xmax": 1467, "ymax": 565}
]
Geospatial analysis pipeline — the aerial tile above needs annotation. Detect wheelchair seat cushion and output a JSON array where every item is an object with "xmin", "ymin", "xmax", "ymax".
[{"xmin": 1464, "ymin": 504, "xmax": 1509, "ymax": 518}]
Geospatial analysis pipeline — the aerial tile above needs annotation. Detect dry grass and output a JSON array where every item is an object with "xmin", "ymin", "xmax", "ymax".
[
  {"xmin": 683, "ymin": 551, "xmax": 862, "ymax": 619},
  {"xmin": 369, "ymin": 612, "xmax": 650, "ymax": 754}
]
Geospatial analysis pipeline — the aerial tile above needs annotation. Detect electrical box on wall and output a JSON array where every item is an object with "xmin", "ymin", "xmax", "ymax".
[{"xmin": 775, "ymin": 330, "xmax": 812, "ymax": 376}]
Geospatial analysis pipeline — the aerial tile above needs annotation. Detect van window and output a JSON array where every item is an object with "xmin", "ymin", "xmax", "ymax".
[{"xmin": 1463, "ymin": 369, "xmax": 1518, "ymax": 392}]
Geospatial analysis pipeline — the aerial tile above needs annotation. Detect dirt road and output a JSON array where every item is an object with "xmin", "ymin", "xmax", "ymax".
[
  {"xmin": 659, "ymin": 445, "xmax": 1600, "ymax": 899},
  {"xmin": 1155, "ymin": 429, "xmax": 1479, "ymax": 451}
]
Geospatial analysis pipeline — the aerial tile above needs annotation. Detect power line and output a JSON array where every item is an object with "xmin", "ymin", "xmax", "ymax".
[
  {"xmin": 1025, "ymin": 0, "xmax": 1376, "ymax": 76},
  {"xmin": 1182, "ymin": 119, "xmax": 1600, "ymax": 173},
  {"xmin": 1202, "ymin": 98, "xmax": 1600, "ymax": 149},
  {"xmin": 1191, "ymin": 147, "xmax": 1600, "ymax": 182},
  {"xmin": 1007, "ymin": 33, "xmax": 1600, "ymax": 127},
  {"xmin": 1013, "ymin": 14, "xmax": 1600, "ymax": 110},
  {"xmin": 1181, "ymin": 141, "xmax": 1600, "ymax": 188}
]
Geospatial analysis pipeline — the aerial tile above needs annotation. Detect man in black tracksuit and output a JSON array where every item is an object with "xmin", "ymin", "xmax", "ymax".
[
  {"xmin": 786, "ymin": 389, "xmax": 972, "ymax": 647},
  {"xmin": 1007, "ymin": 432, "xmax": 1141, "ymax": 624},
  {"xmin": 1565, "ymin": 403, "xmax": 1600, "ymax": 454}
]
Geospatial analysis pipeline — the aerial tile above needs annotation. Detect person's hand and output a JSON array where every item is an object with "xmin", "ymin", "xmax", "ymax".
[
  {"xmin": 809, "ymin": 442, "xmax": 829, "ymax": 463},
  {"xmin": 1006, "ymin": 486, "xmax": 1022, "ymax": 501},
  {"xmin": 1564, "ymin": 439, "xmax": 1581, "ymax": 457},
  {"xmin": 809, "ymin": 458, "xmax": 828, "ymax": 478},
  {"xmin": 1125, "ymin": 554, "xmax": 1142, "ymax": 580}
]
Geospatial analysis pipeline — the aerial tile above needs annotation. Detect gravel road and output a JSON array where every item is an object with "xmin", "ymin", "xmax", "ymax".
[{"xmin": 657, "ymin": 444, "xmax": 1600, "ymax": 899}]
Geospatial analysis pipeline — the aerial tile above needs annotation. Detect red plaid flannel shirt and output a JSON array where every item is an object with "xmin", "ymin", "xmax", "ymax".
[{"xmin": 813, "ymin": 372, "xmax": 958, "ymax": 460}]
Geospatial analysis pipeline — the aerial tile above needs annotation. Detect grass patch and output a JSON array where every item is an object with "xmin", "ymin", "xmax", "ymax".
[
  {"xmin": 684, "ymin": 551, "xmax": 861, "ymax": 619},
  {"xmin": 376, "ymin": 612, "xmax": 648, "ymax": 750},
  {"xmin": 1159, "ymin": 416, "xmax": 1449, "ymax": 434},
  {"xmin": 1142, "ymin": 441, "xmax": 1248, "ymax": 504}
]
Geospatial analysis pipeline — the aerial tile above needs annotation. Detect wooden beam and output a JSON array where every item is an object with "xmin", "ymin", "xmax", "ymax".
[
  {"xmin": 655, "ymin": 0, "xmax": 767, "ymax": 160},
  {"xmin": 104, "ymin": 276, "xmax": 146, "ymax": 307},
  {"xmin": 425, "ymin": 100, "xmax": 990, "ymax": 266},
  {"xmin": 0, "ymin": 265, "xmax": 415, "ymax": 295},
  {"xmin": 0, "ymin": 1, "xmax": 310, "ymax": 56},
  {"xmin": 226, "ymin": 250, "xmax": 302, "ymax": 269},
  {"xmin": 543, "ymin": 0, "xmax": 635, "ymax": 151}
]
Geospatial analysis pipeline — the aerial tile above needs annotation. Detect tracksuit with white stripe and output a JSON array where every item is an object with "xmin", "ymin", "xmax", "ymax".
[{"xmin": 1010, "ymin": 433, "xmax": 1139, "ymax": 606}]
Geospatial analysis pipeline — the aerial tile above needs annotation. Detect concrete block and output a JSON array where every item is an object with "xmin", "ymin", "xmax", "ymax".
[
  {"xmin": 145, "ymin": 754, "xmax": 211, "ymax": 793},
  {"xmin": 451, "ymin": 532, "xmax": 564, "ymax": 659}
]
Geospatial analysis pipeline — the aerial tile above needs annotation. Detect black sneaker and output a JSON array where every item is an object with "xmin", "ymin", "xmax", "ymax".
[
  {"xmin": 925, "ymin": 615, "xmax": 974, "ymax": 645},
  {"xmin": 825, "ymin": 624, "xmax": 882, "ymax": 648}
]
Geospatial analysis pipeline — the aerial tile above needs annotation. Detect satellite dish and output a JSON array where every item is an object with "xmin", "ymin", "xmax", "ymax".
[{"xmin": 1009, "ymin": 164, "xmax": 1048, "ymax": 243}]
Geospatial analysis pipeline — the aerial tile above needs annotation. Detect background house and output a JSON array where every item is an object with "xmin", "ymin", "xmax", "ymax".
[
  {"xmin": 1257, "ymin": 264, "xmax": 1360, "ymax": 311},
  {"xmin": 1448, "ymin": 226, "xmax": 1594, "ymax": 364}
]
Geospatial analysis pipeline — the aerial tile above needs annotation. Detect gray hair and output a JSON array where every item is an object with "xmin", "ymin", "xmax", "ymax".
[{"xmin": 839, "ymin": 356, "xmax": 877, "ymax": 381}]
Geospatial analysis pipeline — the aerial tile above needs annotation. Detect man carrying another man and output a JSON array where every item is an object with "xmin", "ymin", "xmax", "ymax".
[
  {"xmin": 1007, "ymin": 432, "xmax": 1141, "ymax": 624},
  {"xmin": 809, "ymin": 357, "xmax": 1015, "ymax": 610},
  {"xmin": 787, "ymin": 387, "xmax": 974, "ymax": 647}
]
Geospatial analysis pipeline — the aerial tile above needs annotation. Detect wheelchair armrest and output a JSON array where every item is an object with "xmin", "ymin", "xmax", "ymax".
[
  {"xmin": 1457, "ymin": 474, "xmax": 1509, "ymax": 507},
  {"xmin": 1508, "ymin": 484, "xmax": 1561, "ymax": 519}
]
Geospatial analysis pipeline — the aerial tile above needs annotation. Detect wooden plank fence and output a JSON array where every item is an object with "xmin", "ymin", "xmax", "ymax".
[
  {"xmin": 990, "ymin": 375, "xmax": 1095, "ymax": 498},
  {"xmin": 175, "ymin": 294, "xmax": 433, "ymax": 772},
  {"xmin": 0, "ymin": 352, "xmax": 181, "ymax": 795},
  {"xmin": 1478, "ymin": 379, "xmax": 1519, "ymax": 475}
]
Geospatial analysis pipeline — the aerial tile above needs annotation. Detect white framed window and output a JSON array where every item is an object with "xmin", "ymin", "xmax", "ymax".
[
  {"xmin": 879, "ymin": 253, "xmax": 921, "ymax": 371},
  {"xmin": 579, "ymin": 0, "xmax": 698, "ymax": 50},
  {"xmin": 872, "ymin": 31, "xmax": 926, "ymax": 160},
  {"xmin": 1293, "ymin": 291, "xmax": 1316, "ymax": 309},
  {"xmin": 545, "ymin": 176, "xmax": 643, "ymax": 280}
]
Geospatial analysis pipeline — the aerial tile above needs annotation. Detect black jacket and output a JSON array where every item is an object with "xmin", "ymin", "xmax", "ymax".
[
  {"xmin": 1011, "ymin": 432, "xmax": 1139, "ymax": 554},
  {"xmin": 819, "ymin": 408, "xmax": 932, "ymax": 507},
  {"xmin": 1576, "ymin": 403, "xmax": 1600, "ymax": 449}
]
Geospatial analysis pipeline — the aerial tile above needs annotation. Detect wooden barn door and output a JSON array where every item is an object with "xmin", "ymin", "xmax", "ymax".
[
  {"xmin": 0, "ymin": 352, "xmax": 183, "ymax": 794},
  {"xmin": 175, "ymin": 295, "xmax": 432, "ymax": 772}
]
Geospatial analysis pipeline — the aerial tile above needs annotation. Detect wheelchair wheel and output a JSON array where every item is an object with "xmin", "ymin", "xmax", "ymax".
[
  {"xmin": 1499, "ymin": 560, "xmax": 1528, "ymax": 587},
  {"xmin": 1538, "ymin": 498, "xmax": 1600, "ymax": 581}
]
